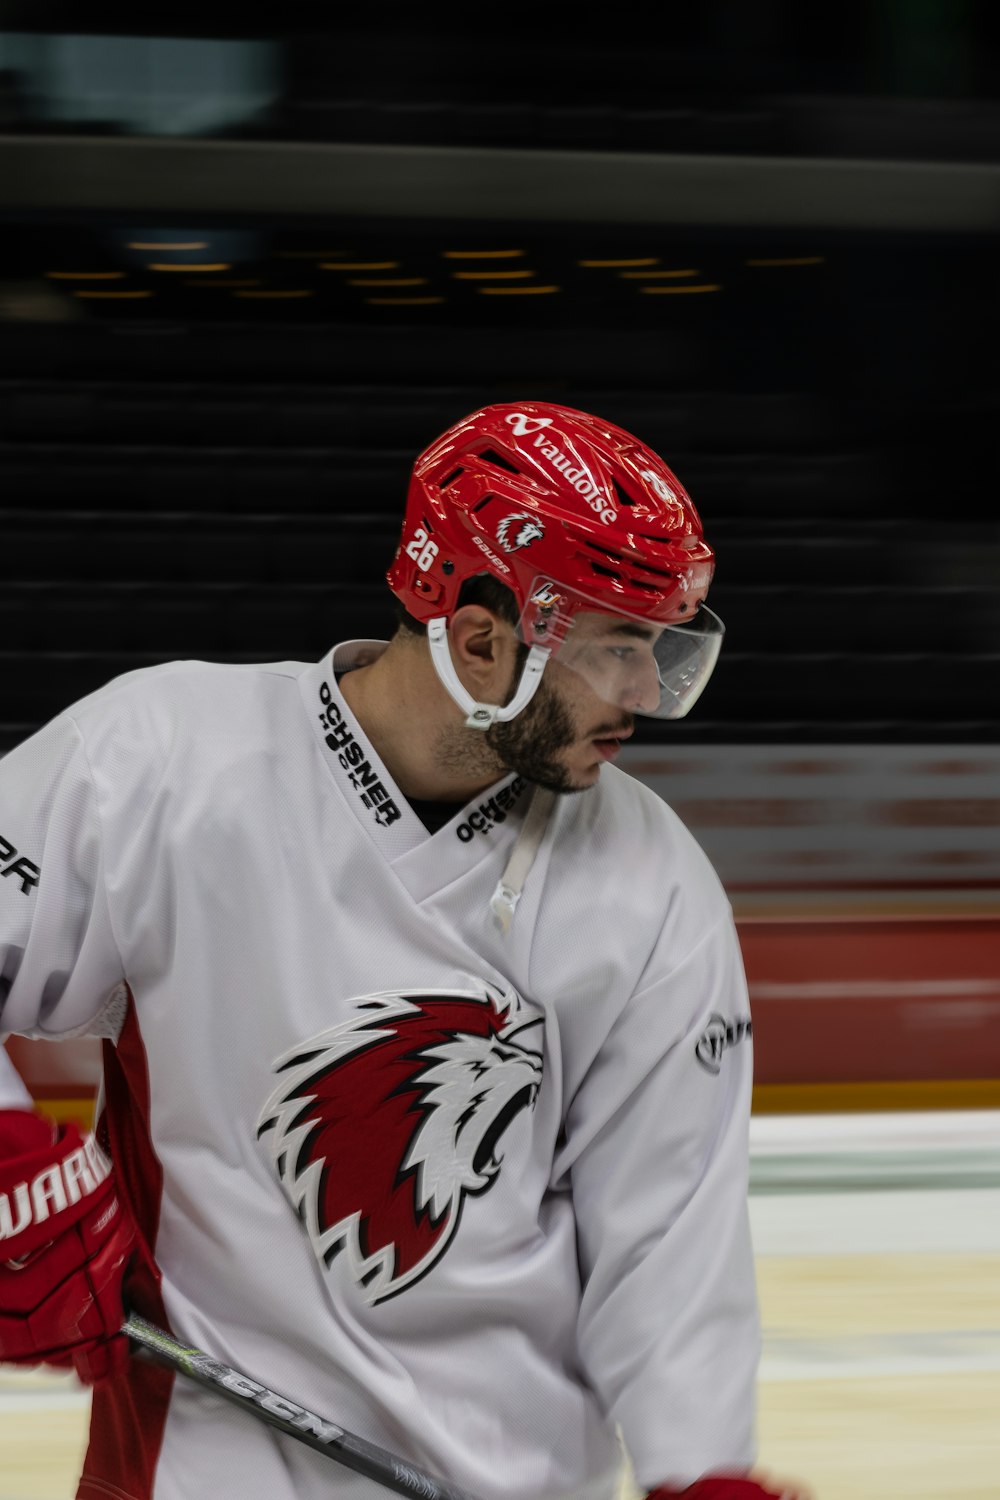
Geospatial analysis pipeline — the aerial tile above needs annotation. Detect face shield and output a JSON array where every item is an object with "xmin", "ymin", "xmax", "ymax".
[{"xmin": 519, "ymin": 577, "xmax": 724, "ymax": 721}]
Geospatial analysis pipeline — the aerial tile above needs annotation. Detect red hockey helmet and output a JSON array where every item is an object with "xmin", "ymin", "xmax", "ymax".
[{"xmin": 387, "ymin": 402, "xmax": 723, "ymax": 724}]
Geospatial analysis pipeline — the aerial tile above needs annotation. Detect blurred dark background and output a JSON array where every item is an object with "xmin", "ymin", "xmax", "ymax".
[
  {"xmin": 3, "ymin": 4, "xmax": 1000, "ymax": 1109},
  {"xmin": 1, "ymin": 2, "xmax": 998, "ymax": 758}
]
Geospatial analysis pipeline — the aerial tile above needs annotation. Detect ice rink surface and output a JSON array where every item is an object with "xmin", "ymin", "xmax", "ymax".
[{"xmin": 2, "ymin": 1110, "xmax": 998, "ymax": 1500}]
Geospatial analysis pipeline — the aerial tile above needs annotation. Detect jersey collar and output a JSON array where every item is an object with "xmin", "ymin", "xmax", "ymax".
[
  {"xmin": 301, "ymin": 641, "xmax": 426, "ymax": 859},
  {"xmin": 300, "ymin": 643, "xmax": 530, "ymax": 865}
]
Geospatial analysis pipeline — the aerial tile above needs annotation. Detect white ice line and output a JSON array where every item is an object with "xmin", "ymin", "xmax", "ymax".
[
  {"xmin": 0, "ymin": 1389, "xmax": 90, "ymax": 1412},
  {"xmin": 760, "ymin": 1329, "xmax": 1000, "ymax": 1381}
]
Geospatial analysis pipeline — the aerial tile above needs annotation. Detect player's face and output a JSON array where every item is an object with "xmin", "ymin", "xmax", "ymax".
[{"xmin": 487, "ymin": 612, "xmax": 663, "ymax": 793}]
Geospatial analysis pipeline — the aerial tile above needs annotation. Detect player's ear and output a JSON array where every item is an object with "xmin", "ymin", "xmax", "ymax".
[{"xmin": 447, "ymin": 605, "xmax": 518, "ymax": 690}]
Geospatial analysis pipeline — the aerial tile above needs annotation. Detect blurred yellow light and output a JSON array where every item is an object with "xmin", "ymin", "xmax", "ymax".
[
  {"xmin": 364, "ymin": 296, "xmax": 446, "ymax": 305},
  {"xmin": 639, "ymin": 283, "xmax": 721, "ymax": 294},
  {"xmin": 451, "ymin": 270, "xmax": 535, "ymax": 280},
  {"xmin": 347, "ymin": 277, "xmax": 429, "ymax": 287},
  {"xmin": 147, "ymin": 263, "xmax": 232, "ymax": 273},
  {"xmin": 45, "ymin": 271, "xmax": 126, "ymax": 281},
  {"xmin": 72, "ymin": 290, "xmax": 154, "ymax": 299},
  {"xmin": 319, "ymin": 261, "xmax": 400, "ymax": 271},
  {"xmin": 128, "ymin": 241, "xmax": 207, "ymax": 250},
  {"xmin": 745, "ymin": 257, "xmax": 826, "ymax": 266},
  {"xmin": 478, "ymin": 285, "xmax": 559, "ymax": 296},
  {"xmin": 579, "ymin": 258, "xmax": 659, "ymax": 268}
]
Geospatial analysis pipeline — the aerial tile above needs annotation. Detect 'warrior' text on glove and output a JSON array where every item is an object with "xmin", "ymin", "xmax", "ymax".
[{"xmin": 0, "ymin": 1109, "xmax": 135, "ymax": 1384}]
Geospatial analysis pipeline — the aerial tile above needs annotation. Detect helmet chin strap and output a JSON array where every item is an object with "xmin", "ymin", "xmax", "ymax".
[{"xmin": 427, "ymin": 617, "xmax": 550, "ymax": 730}]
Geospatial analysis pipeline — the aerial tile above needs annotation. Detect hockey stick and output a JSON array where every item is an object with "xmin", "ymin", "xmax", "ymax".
[{"xmin": 124, "ymin": 1312, "xmax": 481, "ymax": 1500}]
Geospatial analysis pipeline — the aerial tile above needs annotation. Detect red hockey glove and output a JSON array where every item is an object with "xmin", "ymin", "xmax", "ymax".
[
  {"xmin": 649, "ymin": 1476, "xmax": 811, "ymax": 1500},
  {"xmin": 0, "ymin": 1110, "xmax": 135, "ymax": 1383}
]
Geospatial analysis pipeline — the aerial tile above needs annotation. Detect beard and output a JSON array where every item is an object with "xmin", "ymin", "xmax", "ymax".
[
  {"xmin": 488, "ymin": 670, "xmax": 634, "ymax": 795},
  {"xmin": 485, "ymin": 673, "xmax": 584, "ymax": 794},
  {"xmin": 430, "ymin": 652, "xmax": 633, "ymax": 797}
]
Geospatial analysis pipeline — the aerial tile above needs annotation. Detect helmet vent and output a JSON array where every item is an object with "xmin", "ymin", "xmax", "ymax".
[
  {"xmin": 440, "ymin": 467, "xmax": 465, "ymax": 488},
  {"xmin": 589, "ymin": 559, "xmax": 659, "ymax": 595},
  {"xmin": 583, "ymin": 539, "xmax": 676, "ymax": 583},
  {"xmin": 478, "ymin": 448, "xmax": 520, "ymax": 474},
  {"xmin": 638, "ymin": 531, "xmax": 696, "ymax": 550},
  {"xmin": 612, "ymin": 480, "xmax": 638, "ymax": 507}
]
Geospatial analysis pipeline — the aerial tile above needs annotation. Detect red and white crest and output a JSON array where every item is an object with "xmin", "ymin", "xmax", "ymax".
[
  {"xmin": 256, "ymin": 990, "xmax": 543, "ymax": 1304},
  {"xmin": 496, "ymin": 511, "xmax": 545, "ymax": 554}
]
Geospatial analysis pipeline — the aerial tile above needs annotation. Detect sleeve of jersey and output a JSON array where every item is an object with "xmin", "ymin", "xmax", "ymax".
[
  {"xmin": 559, "ymin": 910, "xmax": 760, "ymax": 1491},
  {"xmin": 0, "ymin": 1047, "xmax": 35, "ymax": 1111},
  {"xmin": 0, "ymin": 712, "xmax": 125, "ymax": 1041}
]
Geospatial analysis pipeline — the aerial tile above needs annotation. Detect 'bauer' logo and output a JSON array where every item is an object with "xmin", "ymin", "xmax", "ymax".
[
  {"xmin": 496, "ymin": 512, "xmax": 545, "ymax": 553},
  {"xmin": 257, "ymin": 991, "xmax": 542, "ymax": 1304},
  {"xmin": 0, "ymin": 834, "xmax": 40, "ymax": 896},
  {"xmin": 694, "ymin": 1014, "xmax": 752, "ymax": 1075}
]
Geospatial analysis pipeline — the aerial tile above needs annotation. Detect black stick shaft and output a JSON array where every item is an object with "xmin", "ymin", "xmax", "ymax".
[{"xmin": 124, "ymin": 1313, "xmax": 482, "ymax": 1500}]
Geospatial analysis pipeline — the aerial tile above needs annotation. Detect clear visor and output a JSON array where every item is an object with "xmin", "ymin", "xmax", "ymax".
[{"xmin": 520, "ymin": 578, "xmax": 724, "ymax": 721}]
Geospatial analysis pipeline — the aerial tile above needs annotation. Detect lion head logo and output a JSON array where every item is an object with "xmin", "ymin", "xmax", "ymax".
[
  {"xmin": 256, "ymin": 990, "xmax": 543, "ymax": 1304},
  {"xmin": 496, "ymin": 512, "xmax": 545, "ymax": 554}
]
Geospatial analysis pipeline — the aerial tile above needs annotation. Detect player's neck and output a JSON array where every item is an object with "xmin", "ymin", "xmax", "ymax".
[{"xmin": 338, "ymin": 636, "xmax": 512, "ymax": 805}]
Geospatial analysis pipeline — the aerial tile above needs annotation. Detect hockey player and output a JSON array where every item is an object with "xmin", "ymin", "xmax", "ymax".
[{"xmin": 0, "ymin": 403, "xmax": 812, "ymax": 1500}]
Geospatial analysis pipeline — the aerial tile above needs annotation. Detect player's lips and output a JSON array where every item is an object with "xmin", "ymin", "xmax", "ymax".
[{"xmin": 591, "ymin": 728, "xmax": 633, "ymax": 761}]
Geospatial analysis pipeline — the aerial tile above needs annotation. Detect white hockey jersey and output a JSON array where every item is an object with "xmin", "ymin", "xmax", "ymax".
[{"xmin": 0, "ymin": 641, "xmax": 760, "ymax": 1500}]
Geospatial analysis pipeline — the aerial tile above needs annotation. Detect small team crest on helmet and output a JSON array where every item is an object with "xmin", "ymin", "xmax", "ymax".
[
  {"xmin": 257, "ymin": 989, "xmax": 543, "ymax": 1305},
  {"xmin": 496, "ymin": 512, "xmax": 545, "ymax": 554},
  {"xmin": 637, "ymin": 468, "xmax": 679, "ymax": 504},
  {"xmin": 503, "ymin": 412, "xmax": 553, "ymax": 438},
  {"xmin": 528, "ymin": 582, "xmax": 564, "ymax": 611}
]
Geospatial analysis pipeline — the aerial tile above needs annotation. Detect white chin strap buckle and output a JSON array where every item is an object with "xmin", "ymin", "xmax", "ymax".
[{"xmin": 427, "ymin": 617, "xmax": 549, "ymax": 729}]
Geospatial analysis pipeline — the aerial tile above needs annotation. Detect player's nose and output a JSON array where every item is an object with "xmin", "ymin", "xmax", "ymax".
[{"xmin": 619, "ymin": 656, "xmax": 661, "ymax": 714}]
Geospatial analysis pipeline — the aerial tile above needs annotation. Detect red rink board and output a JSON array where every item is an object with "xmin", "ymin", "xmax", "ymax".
[{"xmin": 739, "ymin": 914, "xmax": 1000, "ymax": 1084}]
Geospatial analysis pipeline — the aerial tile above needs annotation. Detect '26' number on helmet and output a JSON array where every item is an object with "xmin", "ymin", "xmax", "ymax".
[{"xmin": 404, "ymin": 528, "xmax": 439, "ymax": 572}]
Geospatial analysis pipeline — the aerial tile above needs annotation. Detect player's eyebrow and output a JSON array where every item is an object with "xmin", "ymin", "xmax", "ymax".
[{"xmin": 605, "ymin": 622, "xmax": 659, "ymax": 642}]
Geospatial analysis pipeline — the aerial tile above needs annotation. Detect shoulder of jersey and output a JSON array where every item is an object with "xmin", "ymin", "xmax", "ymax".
[
  {"xmin": 554, "ymin": 762, "xmax": 729, "ymax": 910},
  {"xmin": 570, "ymin": 760, "xmax": 685, "ymax": 838},
  {"xmin": 63, "ymin": 657, "xmax": 309, "ymax": 746}
]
